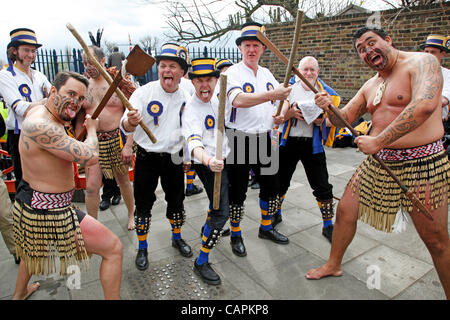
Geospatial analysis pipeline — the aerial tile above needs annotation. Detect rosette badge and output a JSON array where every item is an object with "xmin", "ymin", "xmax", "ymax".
[
  {"xmin": 147, "ymin": 101, "xmax": 164, "ymax": 126},
  {"xmin": 205, "ymin": 115, "xmax": 215, "ymax": 130}
]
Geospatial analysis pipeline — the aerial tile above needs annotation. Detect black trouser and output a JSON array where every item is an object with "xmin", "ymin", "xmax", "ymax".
[
  {"xmin": 133, "ymin": 145, "xmax": 185, "ymax": 219},
  {"xmin": 225, "ymin": 129, "xmax": 279, "ymax": 205},
  {"xmin": 101, "ymin": 175, "xmax": 121, "ymax": 201},
  {"xmin": 193, "ymin": 163, "xmax": 229, "ymax": 230},
  {"xmin": 7, "ymin": 130, "xmax": 21, "ymax": 190},
  {"xmin": 278, "ymin": 136, "xmax": 332, "ymax": 200}
]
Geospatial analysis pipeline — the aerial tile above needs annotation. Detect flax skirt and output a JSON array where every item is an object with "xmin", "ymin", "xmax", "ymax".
[{"xmin": 349, "ymin": 150, "xmax": 450, "ymax": 232}]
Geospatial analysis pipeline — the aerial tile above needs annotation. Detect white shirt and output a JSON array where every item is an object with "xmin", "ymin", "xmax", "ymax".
[
  {"xmin": 0, "ymin": 65, "xmax": 51, "ymax": 131},
  {"xmin": 441, "ymin": 66, "xmax": 450, "ymax": 119},
  {"xmin": 224, "ymin": 61, "xmax": 279, "ymax": 134},
  {"xmin": 287, "ymin": 81, "xmax": 319, "ymax": 138},
  {"xmin": 179, "ymin": 77, "xmax": 195, "ymax": 96},
  {"xmin": 120, "ymin": 80, "xmax": 190, "ymax": 153},
  {"xmin": 182, "ymin": 93, "xmax": 230, "ymax": 162}
]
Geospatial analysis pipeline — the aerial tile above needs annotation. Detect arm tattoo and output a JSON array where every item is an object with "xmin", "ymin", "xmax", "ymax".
[
  {"xmin": 379, "ymin": 54, "xmax": 442, "ymax": 146},
  {"xmin": 21, "ymin": 120, "xmax": 98, "ymax": 167}
]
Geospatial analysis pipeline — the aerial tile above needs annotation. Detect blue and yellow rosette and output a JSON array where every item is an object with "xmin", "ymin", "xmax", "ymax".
[
  {"xmin": 18, "ymin": 84, "xmax": 32, "ymax": 102},
  {"xmin": 205, "ymin": 115, "xmax": 215, "ymax": 130},
  {"xmin": 147, "ymin": 101, "xmax": 163, "ymax": 126},
  {"xmin": 242, "ymin": 82, "xmax": 254, "ymax": 93}
]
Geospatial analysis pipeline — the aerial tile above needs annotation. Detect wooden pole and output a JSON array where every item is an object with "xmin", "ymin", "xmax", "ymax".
[{"xmin": 212, "ymin": 74, "xmax": 227, "ymax": 210}]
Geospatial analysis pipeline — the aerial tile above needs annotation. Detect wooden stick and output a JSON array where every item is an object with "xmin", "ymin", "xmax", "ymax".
[
  {"xmin": 212, "ymin": 74, "xmax": 227, "ymax": 210},
  {"xmin": 257, "ymin": 30, "xmax": 434, "ymax": 221},
  {"xmin": 76, "ymin": 72, "xmax": 122, "ymax": 140},
  {"xmin": 66, "ymin": 23, "xmax": 157, "ymax": 143},
  {"xmin": 276, "ymin": 9, "xmax": 303, "ymax": 116}
]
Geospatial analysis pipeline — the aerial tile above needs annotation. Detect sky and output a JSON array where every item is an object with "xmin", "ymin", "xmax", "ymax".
[
  {"xmin": 0, "ymin": 0, "xmax": 394, "ymax": 64},
  {"xmin": 0, "ymin": 0, "xmax": 167, "ymax": 62}
]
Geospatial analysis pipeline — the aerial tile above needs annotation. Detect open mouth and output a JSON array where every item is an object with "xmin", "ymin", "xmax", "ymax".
[{"xmin": 200, "ymin": 90, "xmax": 210, "ymax": 98}]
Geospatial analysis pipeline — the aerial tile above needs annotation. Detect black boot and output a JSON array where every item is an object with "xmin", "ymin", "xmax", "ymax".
[
  {"xmin": 172, "ymin": 239, "xmax": 193, "ymax": 257},
  {"xmin": 230, "ymin": 236, "xmax": 247, "ymax": 257},
  {"xmin": 99, "ymin": 199, "xmax": 110, "ymax": 211},
  {"xmin": 135, "ymin": 248, "xmax": 149, "ymax": 271},
  {"xmin": 186, "ymin": 185, "xmax": 203, "ymax": 196},
  {"xmin": 193, "ymin": 261, "xmax": 221, "ymax": 285},
  {"xmin": 258, "ymin": 228, "xmax": 289, "ymax": 244}
]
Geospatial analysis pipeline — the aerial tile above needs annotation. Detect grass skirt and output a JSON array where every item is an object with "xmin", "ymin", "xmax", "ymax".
[
  {"xmin": 349, "ymin": 149, "xmax": 450, "ymax": 232},
  {"xmin": 13, "ymin": 200, "xmax": 89, "ymax": 275}
]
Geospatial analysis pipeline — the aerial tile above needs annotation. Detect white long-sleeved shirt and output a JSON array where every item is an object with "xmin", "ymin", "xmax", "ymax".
[
  {"xmin": 120, "ymin": 80, "xmax": 190, "ymax": 153},
  {"xmin": 182, "ymin": 93, "xmax": 230, "ymax": 162},
  {"xmin": 0, "ymin": 65, "xmax": 51, "ymax": 131},
  {"xmin": 224, "ymin": 61, "xmax": 279, "ymax": 134}
]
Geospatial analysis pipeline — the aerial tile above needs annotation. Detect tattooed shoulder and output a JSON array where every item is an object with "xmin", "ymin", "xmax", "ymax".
[{"xmin": 21, "ymin": 120, "xmax": 96, "ymax": 166}]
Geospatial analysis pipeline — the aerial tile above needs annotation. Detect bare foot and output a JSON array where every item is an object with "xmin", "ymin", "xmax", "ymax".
[
  {"xmin": 128, "ymin": 217, "xmax": 135, "ymax": 231},
  {"xmin": 305, "ymin": 264, "xmax": 343, "ymax": 280},
  {"xmin": 13, "ymin": 282, "xmax": 40, "ymax": 300}
]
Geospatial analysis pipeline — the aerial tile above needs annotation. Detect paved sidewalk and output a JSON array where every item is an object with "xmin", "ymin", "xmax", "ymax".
[{"xmin": 0, "ymin": 146, "xmax": 448, "ymax": 300}]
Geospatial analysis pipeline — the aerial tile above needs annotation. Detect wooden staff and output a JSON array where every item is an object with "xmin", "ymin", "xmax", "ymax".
[
  {"xmin": 256, "ymin": 31, "xmax": 434, "ymax": 221},
  {"xmin": 212, "ymin": 74, "xmax": 227, "ymax": 210},
  {"xmin": 66, "ymin": 23, "xmax": 157, "ymax": 143},
  {"xmin": 276, "ymin": 9, "xmax": 303, "ymax": 116}
]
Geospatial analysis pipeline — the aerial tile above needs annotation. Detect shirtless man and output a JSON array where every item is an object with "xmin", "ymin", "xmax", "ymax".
[
  {"xmin": 79, "ymin": 46, "xmax": 135, "ymax": 230},
  {"xmin": 306, "ymin": 27, "xmax": 450, "ymax": 299},
  {"xmin": 13, "ymin": 71, "xmax": 123, "ymax": 300}
]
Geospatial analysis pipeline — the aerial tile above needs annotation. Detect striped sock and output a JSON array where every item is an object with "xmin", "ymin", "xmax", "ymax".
[
  {"xmin": 197, "ymin": 223, "xmax": 211, "ymax": 265},
  {"xmin": 230, "ymin": 219, "xmax": 242, "ymax": 237},
  {"xmin": 259, "ymin": 199, "xmax": 273, "ymax": 231},
  {"xmin": 169, "ymin": 219, "xmax": 182, "ymax": 240},
  {"xmin": 186, "ymin": 170, "xmax": 195, "ymax": 190}
]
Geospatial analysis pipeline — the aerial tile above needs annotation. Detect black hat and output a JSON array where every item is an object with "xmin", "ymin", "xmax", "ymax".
[
  {"xmin": 7, "ymin": 28, "xmax": 42, "ymax": 49},
  {"xmin": 419, "ymin": 34, "xmax": 449, "ymax": 53},
  {"xmin": 155, "ymin": 43, "xmax": 190, "ymax": 75},
  {"xmin": 235, "ymin": 22, "xmax": 265, "ymax": 46},
  {"xmin": 215, "ymin": 58, "xmax": 233, "ymax": 71},
  {"xmin": 188, "ymin": 58, "xmax": 220, "ymax": 80}
]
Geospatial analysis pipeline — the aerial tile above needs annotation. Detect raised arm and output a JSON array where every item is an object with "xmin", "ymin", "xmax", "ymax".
[{"xmin": 315, "ymin": 86, "xmax": 368, "ymax": 128}]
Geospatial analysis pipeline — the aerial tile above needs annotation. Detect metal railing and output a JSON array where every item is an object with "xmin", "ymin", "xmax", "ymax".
[{"xmin": 32, "ymin": 46, "xmax": 241, "ymax": 85}]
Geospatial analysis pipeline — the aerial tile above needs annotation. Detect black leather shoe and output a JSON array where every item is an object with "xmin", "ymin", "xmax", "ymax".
[
  {"xmin": 271, "ymin": 214, "xmax": 282, "ymax": 228},
  {"xmin": 111, "ymin": 194, "xmax": 121, "ymax": 206},
  {"xmin": 258, "ymin": 228, "xmax": 289, "ymax": 244},
  {"xmin": 193, "ymin": 261, "xmax": 221, "ymax": 285},
  {"xmin": 230, "ymin": 236, "xmax": 247, "ymax": 257},
  {"xmin": 322, "ymin": 225, "xmax": 334, "ymax": 243},
  {"xmin": 186, "ymin": 185, "xmax": 203, "ymax": 196},
  {"xmin": 222, "ymin": 227, "xmax": 230, "ymax": 237},
  {"xmin": 99, "ymin": 199, "xmax": 110, "ymax": 211},
  {"xmin": 172, "ymin": 238, "xmax": 193, "ymax": 257},
  {"xmin": 135, "ymin": 248, "xmax": 149, "ymax": 271}
]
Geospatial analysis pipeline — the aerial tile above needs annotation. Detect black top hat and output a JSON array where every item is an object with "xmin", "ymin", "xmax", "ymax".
[
  {"xmin": 235, "ymin": 22, "xmax": 265, "ymax": 46},
  {"xmin": 419, "ymin": 34, "xmax": 449, "ymax": 53},
  {"xmin": 155, "ymin": 43, "xmax": 190, "ymax": 75},
  {"xmin": 7, "ymin": 28, "xmax": 42, "ymax": 49}
]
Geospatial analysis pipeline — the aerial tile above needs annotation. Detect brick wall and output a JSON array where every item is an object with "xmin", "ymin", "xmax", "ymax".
[{"xmin": 260, "ymin": 3, "xmax": 449, "ymax": 102}]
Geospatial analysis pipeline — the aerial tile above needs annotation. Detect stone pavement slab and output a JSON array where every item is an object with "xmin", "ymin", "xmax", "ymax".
[{"xmin": 0, "ymin": 146, "xmax": 448, "ymax": 301}]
